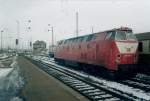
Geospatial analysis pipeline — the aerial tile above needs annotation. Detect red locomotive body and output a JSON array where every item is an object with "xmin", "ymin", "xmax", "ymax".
[{"xmin": 54, "ymin": 27, "xmax": 138, "ymax": 78}]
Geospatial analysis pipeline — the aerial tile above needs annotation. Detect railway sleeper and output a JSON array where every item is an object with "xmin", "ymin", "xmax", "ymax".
[
  {"xmin": 98, "ymin": 97, "xmax": 121, "ymax": 101},
  {"xmin": 83, "ymin": 89, "xmax": 100, "ymax": 94},
  {"xmin": 92, "ymin": 94, "xmax": 113, "ymax": 100},
  {"xmin": 78, "ymin": 87, "xmax": 95, "ymax": 91},
  {"xmin": 88, "ymin": 91, "xmax": 105, "ymax": 96}
]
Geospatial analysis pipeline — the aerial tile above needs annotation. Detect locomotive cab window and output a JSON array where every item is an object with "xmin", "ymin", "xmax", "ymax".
[
  {"xmin": 115, "ymin": 31, "xmax": 126, "ymax": 40},
  {"xmin": 105, "ymin": 32, "xmax": 112, "ymax": 39},
  {"xmin": 106, "ymin": 31, "xmax": 116, "ymax": 40},
  {"xmin": 126, "ymin": 33, "xmax": 137, "ymax": 40}
]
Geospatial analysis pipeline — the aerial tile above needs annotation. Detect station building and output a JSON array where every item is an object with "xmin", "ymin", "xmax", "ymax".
[{"xmin": 33, "ymin": 40, "xmax": 46, "ymax": 52}]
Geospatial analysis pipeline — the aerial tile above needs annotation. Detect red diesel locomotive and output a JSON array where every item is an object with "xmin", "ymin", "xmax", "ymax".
[{"xmin": 54, "ymin": 27, "xmax": 138, "ymax": 78}]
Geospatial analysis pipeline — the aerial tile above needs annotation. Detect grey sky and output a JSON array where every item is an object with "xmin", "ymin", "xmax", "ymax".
[{"xmin": 0, "ymin": 0, "xmax": 150, "ymax": 48}]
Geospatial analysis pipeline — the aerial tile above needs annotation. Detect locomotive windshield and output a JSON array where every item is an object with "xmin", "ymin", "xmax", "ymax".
[
  {"xmin": 107, "ymin": 31, "xmax": 137, "ymax": 41},
  {"xmin": 115, "ymin": 31, "xmax": 126, "ymax": 40},
  {"xmin": 126, "ymin": 32, "xmax": 137, "ymax": 40},
  {"xmin": 115, "ymin": 31, "xmax": 137, "ymax": 41}
]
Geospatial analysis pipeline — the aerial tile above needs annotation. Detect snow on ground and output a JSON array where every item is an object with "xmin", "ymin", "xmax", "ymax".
[
  {"xmin": 0, "ymin": 68, "xmax": 13, "ymax": 79},
  {"xmin": 0, "ymin": 56, "xmax": 24, "ymax": 101},
  {"xmin": 0, "ymin": 53, "xmax": 9, "ymax": 59},
  {"xmin": 0, "ymin": 61, "xmax": 5, "ymax": 68},
  {"xmin": 36, "ymin": 56, "xmax": 150, "ymax": 101},
  {"xmin": 0, "ymin": 55, "xmax": 16, "ymax": 78}
]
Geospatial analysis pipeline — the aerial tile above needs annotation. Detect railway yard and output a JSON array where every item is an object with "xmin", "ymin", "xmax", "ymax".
[
  {"xmin": 1, "ymin": 0, "xmax": 150, "ymax": 101},
  {"xmin": 0, "ymin": 53, "xmax": 150, "ymax": 101},
  {"xmin": 0, "ymin": 28, "xmax": 149, "ymax": 101},
  {"xmin": 0, "ymin": 0, "xmax": 150, "ymax": 101}
]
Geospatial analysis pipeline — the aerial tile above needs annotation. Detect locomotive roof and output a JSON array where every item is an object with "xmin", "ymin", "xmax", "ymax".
[
  {"xmin": 135, "ymin": 32, "xmax": 150, "ymax": 41},
  {"xmin": 58, "ymin": 33, "xmax": 96, "ymax": 44},
  {"xmin": 58, "ymin": 27, "xmax": 132, "ymax": 44}
]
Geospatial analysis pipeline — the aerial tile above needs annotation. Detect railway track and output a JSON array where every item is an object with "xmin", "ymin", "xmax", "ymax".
[
  {"xmin": 26, "ymin": 56, "xmax": 145, "ymax": 101},
  {"xmin": 120, "ymin": 79, "xmax": 150, "ymax": 92},
  {"xmin": 34, "ymin": 56, "xmax": 150, "ymax": 92},
  {"xmin": 41, "ymin": 57, "xmax": 150, "ymax": 92},
  {"xmin": 131, "ymin": 77, "xmax": 150, "ymax": 85},
  {"xmin": 119, "ymin": 73, "xmax": 150, "ymax": 92}
]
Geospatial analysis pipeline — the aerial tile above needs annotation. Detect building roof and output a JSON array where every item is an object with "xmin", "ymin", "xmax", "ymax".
[{"xmin": 135, "ymin": 32, "xmax": 150, "ymax": 41}]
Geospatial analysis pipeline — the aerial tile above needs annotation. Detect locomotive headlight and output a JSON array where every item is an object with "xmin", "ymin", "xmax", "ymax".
[{"xmin": 116, "ymin": 54, "xmax": 121, "ymax": 63}]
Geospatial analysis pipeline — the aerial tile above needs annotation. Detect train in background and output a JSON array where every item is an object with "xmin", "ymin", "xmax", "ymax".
[
  {"xmin": 136, "ymin": 32, "xmax": 150, "ymax": 74},
  {"xmin": 54, "ymin": 27, "xmax": 138, "ymax": 79}
]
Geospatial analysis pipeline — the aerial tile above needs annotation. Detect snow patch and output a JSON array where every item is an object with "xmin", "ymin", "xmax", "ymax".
[
  {"xmin": 0, "ymin": 61, "xmax": 5, "ymax": 67},
  {"xmin": 0, "ymin": 68, "xmax": 13, "ymax": 78},
  {"xmin": 0, "ymin": 53, "xmax": 9, "ymax": 59},
  {"xmin": 0, "ymin": 56, "xmax": 24, "ymax": 101},
  {"xmin": 10, "ymin": 97, "xmax": 23, "ymax": 101}
]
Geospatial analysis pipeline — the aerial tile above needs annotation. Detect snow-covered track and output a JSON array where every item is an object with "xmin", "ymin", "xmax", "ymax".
[
  {"xmin": 0, "ymin": 55, "xmax": 14, "ymax": 61},
  {"xmin": 40, "ymin": 57, "xmax": 150, "ymax": 92},
  {"xmin": 26, "ymin": 57, "xmax": 142, "ymax": 101},
  {"xmin": 131, "ymin": 77, "xmax": 150, "ymax": 85},
  {"xmin": 119, "ymin": 74, "xmax": 150, "ymax": 92},
  {"xmin": 120, "ymin": 79, "xmax": 150, "ymax": 92}
]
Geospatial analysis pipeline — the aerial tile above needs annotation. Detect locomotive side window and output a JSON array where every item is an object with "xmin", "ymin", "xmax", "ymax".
[
  {"xmin": 138, "ymin": 42, "xmax": 143, "ymax": 52},
  {"xmin": 86, "ymin": 35, "xmax": 96, "ymax": 41},
  {"xmin": 83, "ymin": 36, "xmax": 88, "ymax": 42},
  {"xmin": 74, "ymin": 38, "xmax": 78, "ymax": 43},
  {"xmin": 91, "ymin": 35, "xmax": 96, "ymax": 40},
  {"xmin": 77, "ymin": 37, "xmax": 83, "ymax": 43},
  {"xmin": 86, "ymin": 35, "xmax": 93, "ymax": 41}
]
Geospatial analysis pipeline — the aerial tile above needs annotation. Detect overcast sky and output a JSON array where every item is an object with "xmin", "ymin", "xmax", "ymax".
[{"xmin": 0, "ymin": 0, "xmax": 150, "ymax": 48}]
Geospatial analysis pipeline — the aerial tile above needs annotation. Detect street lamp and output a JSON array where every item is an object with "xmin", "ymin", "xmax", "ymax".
[
  {"xmin": 1, "ymin": 30, "xmax": 3, "ymax": 52},
  {"xmin": 27, "ymin": 20, "xmax": 32, "ymax": 51},
  {"xmin": 16, "ymin": 20, "xmax": 20, "ymax": 51}
]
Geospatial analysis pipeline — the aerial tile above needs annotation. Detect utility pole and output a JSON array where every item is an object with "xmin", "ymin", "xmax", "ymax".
[
  {"xmin": 76, "ymin": 12, "xmax": 79, "ymax": 37},
  {"xmin": 27, "ymin": 20, "xmax": 32, "ymax": 52},
  {"xmin": 48, "ymin": 24, "xmax": 54, "ymax": 55},
  {"xmin": 1, "ymin": 30, "xmax": 3, "ymax": 52},
  {"xmin": 52, "ymin": 26, "xmax": 54, "ymax": 47}
]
